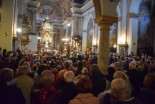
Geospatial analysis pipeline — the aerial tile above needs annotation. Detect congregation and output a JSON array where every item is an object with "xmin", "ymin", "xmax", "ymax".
[{"xmin": 0, "ymin": 48, "xmax": 155, "ymax": 104}]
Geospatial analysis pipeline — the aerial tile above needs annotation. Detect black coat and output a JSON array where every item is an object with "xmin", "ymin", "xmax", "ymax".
[
  {"xmin": 60, "ymin": 82, "xmax": 78, "ymax": 104},
  {"xmin": 90, "ymin": 73, "xmax": 106, "ymax": 96},
  {"xmin": 136, "ymin": 88, "xmax": 155, "ymax": 104},
  {"xmin": 0, "ymin": 83, "xmax": 26, "ymax": 104}
]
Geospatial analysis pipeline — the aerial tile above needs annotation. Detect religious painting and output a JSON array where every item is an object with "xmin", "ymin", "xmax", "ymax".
[
  {"xmin": 87, "ymin": 18, "xmax": 93, "ymax": 51},
  {"xmin": 36, "ymin": 5, "xmax": 62, "ymax": 21},
  {"xmin": 138, "ymin": 9, "xmax": 150, "ymax": 41},
  {"xmin": 109, "ymin": 23, "xmax": 117, "ymax": 48},
  {"xmin": 44, "ymin": 31, "xmax": 50, "ymax": 41}
]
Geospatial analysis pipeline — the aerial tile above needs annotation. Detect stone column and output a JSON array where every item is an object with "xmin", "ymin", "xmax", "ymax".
[
  {"xmin": 128, "ymin": 13, "xmax": 139, "ymax": 55},
  {"xmin": 95, "ymin": 16, "xmax": 118, "ymax": 75},
  {"xmin": 0, "ymin": 0, "xmax": 16, "ymax": 51}
]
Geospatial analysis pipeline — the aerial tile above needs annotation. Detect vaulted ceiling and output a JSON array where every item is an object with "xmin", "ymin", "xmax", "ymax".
[{"xmin": 36, "ymin": 0, "xmax": 74, "ymax": 22}]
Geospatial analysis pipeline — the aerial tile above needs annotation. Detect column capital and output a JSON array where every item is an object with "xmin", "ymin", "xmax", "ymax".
[
  {"xmin": 128, "ymin": 13, "xmax": 139, "ymax": 19},
  {"xmin": 94, "ymin": 15, "xmax": 118, "ymax": 29},
  {"xmin": 82, "ymin": 30, "xmax": 88, "ymax": 32}
]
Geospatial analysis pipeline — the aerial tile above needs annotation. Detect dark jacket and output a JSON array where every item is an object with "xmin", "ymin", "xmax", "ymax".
[
  {"xmin": 0, "ymin": 82, "xmax": 26, "ymax": 104},
  {"xmin": 90, "ymin": 73, "xmax": 106, "ymax": 96},
  {"xmin": 136, "ymin": 88, "xmax": 155, "ymax": 104},
  {"xmin": 60, "ymin": 82, "xmax": 78, "ymax": 104}
]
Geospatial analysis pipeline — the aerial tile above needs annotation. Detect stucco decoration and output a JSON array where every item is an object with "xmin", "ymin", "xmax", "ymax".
[
  {"xmin": 37, "ymin": 0, "xmax": 73, "ymax": 21},
  {"xmin": 37, "ymin": 5, "xmax": 61, "ymax": 21}
]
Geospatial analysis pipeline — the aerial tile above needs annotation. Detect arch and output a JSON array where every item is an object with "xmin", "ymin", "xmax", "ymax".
[
  {"xmin": 82, "ymin": 14, "xmax": 94, "ymax": 52},
  {"xmin": 130, "ymin": 0, "xmax": 142, "ymax": 14},
  {"xmin": 116, "ymin": 5, "xmax": 121, "ymax": 18},
  {"xmin": 92, "ymin": 0, "xmax": 101, "ymax": 17},
  {"xmin": 116, "ymin": 5, "xmax": 121, "ymax": 53}
]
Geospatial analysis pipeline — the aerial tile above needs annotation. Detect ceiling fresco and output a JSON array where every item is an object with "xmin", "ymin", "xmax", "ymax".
[{"xmin": 36, "ymin": 0, "xmax": 73, "ymax": 21}]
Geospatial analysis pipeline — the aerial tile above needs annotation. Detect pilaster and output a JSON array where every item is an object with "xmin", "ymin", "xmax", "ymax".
[
  {"xmin": 0, "ymin": 0, "xmax": 16, "ymax": 51},
  {"xmin": 128, "ymin": 13, "xmax": 139, "ymax": 55}
]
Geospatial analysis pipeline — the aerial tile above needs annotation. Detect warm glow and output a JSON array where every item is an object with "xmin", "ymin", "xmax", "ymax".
[
  {"xmin": 49, "ymin": 38, "xmax": 52, "ymax": 42},
  {"xmin": 67, "ymin": 23, "xmax": 71, "ymax": 27},
  {"xmin": 119, "ymin": 35, "xmax": 126, "ymax": 44},
  {"xmin": 62, "ymin": 38, "xmax": 69, "ymax": 41},
  {"xmin": 93, "ymin": 39, "xmax": 97, "ymax": 45},
  {"xmin": 114, "ymin": 44, "xmax": 117, "ymax": 48},
  {"xmin": 17, "ymin": 28, "xmax": 22, "ymax": 33},
  {"xmin": 43, "ymin": 22, "xmax": 52, "ymax": 30},
  {"xmin": 37, "ymin": 37, "xmax": 41, "ymax": 40}
]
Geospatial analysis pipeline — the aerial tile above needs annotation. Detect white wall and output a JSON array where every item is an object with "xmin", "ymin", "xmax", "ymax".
[{"xmin": 25, "ymin": 35, "xmax": 38, "ymax": 51}]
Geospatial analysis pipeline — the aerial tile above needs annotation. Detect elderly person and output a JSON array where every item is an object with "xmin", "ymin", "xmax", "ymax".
[
  {"xmin": 127, "ymin": 61, "xmax": 142, "ymax": 96},
  {"xmin": 61, "ymin": 71, "xmax": 78, "ymax": 104},
  {"xmin": 69, "ymin": 77, "xmax": 99, "ymax": 104},
  {"xmin": 137, "ymin": 72, "xmax": 155, "ymax": 104},
  {"xmin": 111, "ymin": 78, "xmax": 142, "ymax": 104},
  {"xmin": 39, "ymin": 70, "xmax": 55, "ymax": 88},
  {"xmin": 0, "ymin": 68, "xmax": 25, "ymax": 104},
  {"xmin": 113, "ymin": 71, "xmax": 133, "ymax": 93},
  {"xmin": 14, "ymin": 66, "xmax": 34, "ymax": 104}
]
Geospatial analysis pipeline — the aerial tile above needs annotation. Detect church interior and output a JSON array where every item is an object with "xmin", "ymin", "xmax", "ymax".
[
  {"xmin": 0, "ymin": 0, "xmax": 155, "ymax": 56},
  {"xmin": 0, "ymin": 0, "xmax": 155, "ymax": 104}
]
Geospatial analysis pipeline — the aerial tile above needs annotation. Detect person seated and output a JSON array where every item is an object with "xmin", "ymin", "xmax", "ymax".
[
  {"xmin": 69, "ymin": 77, "xmax": 99, "ymax": 104},
  {"xmin": 0, "ymin": 68, "xmax": 25, "ymax": 104},
  {"xmin": 110, "ymin": 78, "xmax": 143, "ymax": 104}
]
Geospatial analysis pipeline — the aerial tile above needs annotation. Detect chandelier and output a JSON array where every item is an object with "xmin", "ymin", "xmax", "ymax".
[{"xmin": 42, "ymin": 17, "xmax": 52, "ymax": 30}]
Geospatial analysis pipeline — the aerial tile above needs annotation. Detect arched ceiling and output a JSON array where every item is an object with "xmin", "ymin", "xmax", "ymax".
[{"xmin": 36, "ymin": 0, "xmax": 73, "ymax": 22}]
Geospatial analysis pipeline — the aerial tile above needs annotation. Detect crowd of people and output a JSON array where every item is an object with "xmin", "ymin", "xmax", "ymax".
[{"xmin": 0, "ymin": 48, "xmax": 155, "ymax": 104}]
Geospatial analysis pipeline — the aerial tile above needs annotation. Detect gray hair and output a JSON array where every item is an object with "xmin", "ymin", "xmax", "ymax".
[
  {"xmin": 129, "ymin": 61, "xmax": 136, "ymax": 70},
  {"xmin": 0, "ymin": 68, "xmax": 14, "ymax": 82},
  {"xmin": 41, "ymin": 70, "xmax": 55, "ymax": 82},
  {"xmin": 64, "ymin": 71, "xmax": 75, "ymax": 83},
  {"xmin": 111, "ymin": 78, "xmax": 131, "ymax": 101},
  {"xmin": 40, "ymin": 70, "xmax": 55, "ymax": 87},
  {"xmin": 113, "ymin": 71, "xmax": 129, "ymax": 83},
  {"xmin": 17, "ymin": 65, "xmax": 30, "ymax": 75}
]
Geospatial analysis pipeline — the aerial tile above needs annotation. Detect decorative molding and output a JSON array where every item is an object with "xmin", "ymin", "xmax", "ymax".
[
  {"xmin": 71, "ymin": 0, "xmax": 93, "ymax": 14},
  {"xmin": 17, "ymin": 1, "xmax": 22, "ymax": 7},
  {"xmin": 118, "ymin": 17, "xmax": 122, "ymax": 21},
  {"xmin": 128, "ymin": 13, "xmax": 139, "ymax": 18},
  {"xmin": 18, "ymin": 14, "xmax": 24, "ymax": 19},
  {"xmin": 95, "ymin": 15, "xmax": 118, "ymax": 29},
  {"xmin": 118, "ymin": 44, "xmax": 128, "ymax": 47},
  {"xmin": 27, "ymin": 1, "xmax": 40, "ymax": 7},
  {"xmin": 82, "ymin": 30, "xmax": 88, "ymax": 32}
]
